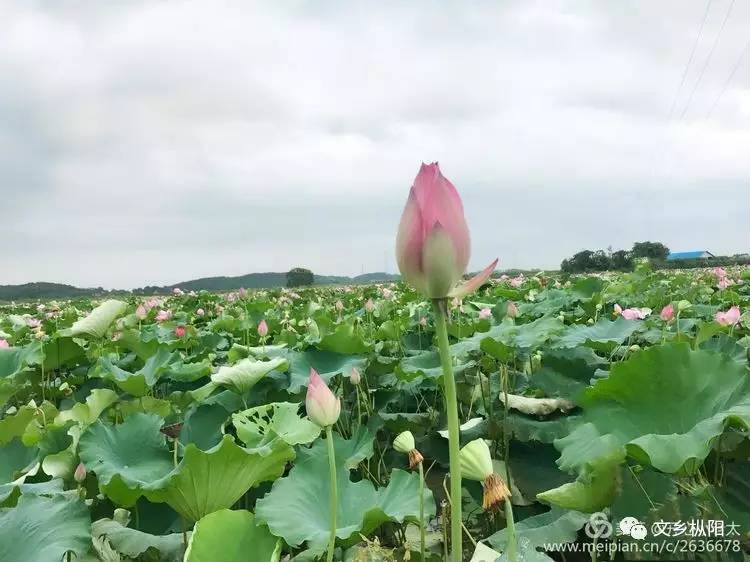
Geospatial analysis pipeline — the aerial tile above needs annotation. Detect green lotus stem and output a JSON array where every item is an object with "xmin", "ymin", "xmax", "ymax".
[
  {"xmin": 432, "ymin": 298, "xmax": 462, "ymax": 562},
  {"xmin": 325, "ymin": 425, "xmax": 338, "ymax": 562},
  {"xmin": 418, "ymin": 461, "xmax": 426, "ymax": 562},
  {"xmin": 504, "ymin": 496, "xmax": 517, "ymax": 562}
]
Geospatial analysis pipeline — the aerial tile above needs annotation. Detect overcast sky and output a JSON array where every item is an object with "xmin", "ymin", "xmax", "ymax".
[{"xmin": 2, "ymin": 1, "xmax": 749, "ymax": 289}]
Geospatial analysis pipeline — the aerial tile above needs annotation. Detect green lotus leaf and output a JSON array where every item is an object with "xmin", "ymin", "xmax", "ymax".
[
  {"xmin": 555, "ymin": 343, "xmax": 750, "ymax": 475},
  {"xmin": 0, "ymin": 478, "xmax": 65, "ymax": 506},
  {"xmin": 43, "ymin": 336, "xmax": 86, "ymax": 371},
  {"xmin": 211, "ymin": 356, "xmax": 288, "ymax": 395},
  {"xmin": 178, "ymin": 403, "xmax": 230, "ymax": 451},
  {"xmin": 97, "ymin": 347, "xmax": 176, "ymax": 396},
  {"xmin": 553, "ymin": 317, "xmax": 643, "ymax": 350},
  {"xmin": 184, "ymin": 509, "xmax": 281, "ymax": 562},
  {"xmin": 0, "ymin": 341, "xmax": 42, "ymax": 378},
  {"xmin": 0, "ymin": 438, "xmax": 39, "ymax": 487},
  {"xmin": 533, "ymin": 347, "xmax": 607, "ymax": 402},
  {"xmin": 317, "ymin": 321, "xmax": 371, "ymax": 354},
  {"xmin": 145, "ymin": 435, "xmax": 294, "ymax": 522},
  {"xmin": 232, "ymin": 402, "xmax": 319, "ymax": 450},
  {"xmin": 79, "ymin": 413, "xmax": 174, "ymax": 506},
  {"xmin": 164, "ymin": 358, "xmax": 213, "ymax": 382},
  {"xmin": 92, "ymin": 514, "xmax": 186, "ymax": 561},
  {"xmin": 397, "ymin": 351, "xmax": 475, "ymax": 382},
  {"xmin": 54, "ymin": 388, "xmax": 118, "ymax": 427},
  {"xmin": 256, "ymin": 435, "xmax": 434, "ymax": 551},
  {"xmin": 286, "ymin": 349, "xmax": 366, "ymax": 393},
  {"xmin": 0, "ymin": 405, "xmax": 37, "ymax": 446},
  {"xmin": 488, "ymin": 507, "xmax": 589, "ymax": 551},
  {"xmin": 0, "ymin": 493, "xmax": 91, "ymax": 562},
  {"xmin": 65, "ymin": 299, "xmax": 128, "ymax": 338}
]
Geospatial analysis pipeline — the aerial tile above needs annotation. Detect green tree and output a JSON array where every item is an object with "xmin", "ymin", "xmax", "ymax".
[
  {"xmin": 631, "ymin": 241, "xmax": 670, "ymax": 260},
  {"xmin": 611, "ymin": 250, "xmax": 634, "ymax": 271},
  {"xmin": 286, "ymin": 267, "xmax": 314, "ymax": 287}
]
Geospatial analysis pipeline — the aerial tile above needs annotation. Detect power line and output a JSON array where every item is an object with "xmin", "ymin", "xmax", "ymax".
[
  {"xmin": 666, "ymin": 0, "xmax": 714, "ymax": 123},
  {"xmin": 679, "ymin": 0, "xmax": 736, "ymax": 120},
  {"xmin": 706, "ymin": 37, "xmax": 750, "ymax": 119}
]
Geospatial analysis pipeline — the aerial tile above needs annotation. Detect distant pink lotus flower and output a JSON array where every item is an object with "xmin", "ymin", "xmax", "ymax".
[
  {"xmin": 614, "ymin": 304, "xmax": 623, "ymax": 315},
  {"xmin": 396, "ymin": 162, "xmax": 497, "ymax": 299},
  {"xmin": 478, "ymin": 307, "xmax": 492, "ymax": 320},
  {"xmin": 306, "ymin": 368, "xmax": 341, "ymax": 427},
  {"xmin": 660, "ymin": 303, "xmax": 675, "ymax": 322},
  {"xmin": 257, "ymin": 319, "xmax": 268, "ymax": 337},
  {"xmin": 621, "ymin": 307, "xmax": 650, "ymax": 320},
  {"xmin": 136, "ymin": 305, "xmax": 147, "ymax": 320},
  {"xmin": 717, "ymin": 277, "xmax": 733, "ymax": 290},
  {"xmin": 500, "ymin": 274, "xmax": 509, "ymax": 281},
  {"xmin": 227, "ymin": 292, "xmax": 238, "ymax": 303},
  {"xmin": 715, "ymin": 306, "xmax": 741, "ymax": 327},
  {"xmin": 713, "ymin": 267, "xmax": 727, "ymax": 279},
  {"xmin": 381, "ymin": 287, "xmax": 393, "ymax": 300},
  {"xmin": 26, "ymin": 318, "xmax": 41, "ymax": 329},
  {"xmin": 146, "ymin": 298, "xmax": 160, "ymax": 310},
  {"xmin": 173, "ymin": 288, "xmax": 184, "ymax": 296},
  {"xmin": 507, "ymin": 301, "xmax": 518, "ymax": 318},
  {"xmin": 37, "ymin": 304, "xmax": 46, "ymax": 312},
  {"xmin": 0, "ymin": 339, "xmax": 8, "ymax": 349},
  {"xmin": 510, "ymin": 276, "xmax": 524, "ymax": 288},
  {"xmin": 155, "ymin": 309, "xmax": 172, "ymax": 322},
  {"xmin": 350, "ymin": 367, "xmax": 361, "ymax": 385},
  {"xmin": 239, "ymin": 287, "xmax": 247, "ymax": 299},
  {"xmin": 174, "ymin": 325, "xmax": 186, "ymax": 338},
  {"xmin": 196, "ymin": 308, "xmax": 205, "ymax": 317},
  {"xmin": 335, "ymin": 300, "xmax": 344, "ymax": 312},
  {"xmin": 365, "ymin": 298, "xmax": 375, "ymax": 313}
]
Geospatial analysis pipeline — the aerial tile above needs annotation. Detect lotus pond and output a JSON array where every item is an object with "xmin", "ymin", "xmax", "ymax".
[{"xmin": 0, "ymin": 266, "xmax": 749, "ymax": 561}]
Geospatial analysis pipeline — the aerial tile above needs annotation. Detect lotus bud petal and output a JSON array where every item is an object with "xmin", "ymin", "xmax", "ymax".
[
  {"xmin": 135, "ymin": 305, "xmax": 147, "ymax": 320},
  {"xmin": 257, "ymin": 319, "xmax": 269, "ymax": 337},
  {"xmin": 365, "ymin": 299, "xmax": 375, "ymax": 313},
  {"xmin": 506, "ymin": 301, "xmax": 518, "ymax": 318},
  {"xmin": 74, "ymin": 462, "xmax": 87, "ymax": 484},
  {"xmin": 350, "ymin": 367, "xmax": 361, "ymax": 385},
  {"xmin": 0, "ymin": 339, "xmax": 8, "ymax": 349},
  {"xmin": 660, "ymin": 304, "xmax": 675, "ymax": 322},
  {"xmin": 174, "ymin": 325, "xmax": 186, "ymax": 338},
  {"xmin": 305, "ymin": 368, "xmax": 341, "ymax": 427}
]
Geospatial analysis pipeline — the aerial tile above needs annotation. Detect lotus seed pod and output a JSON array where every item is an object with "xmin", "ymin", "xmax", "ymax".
[
  {"xmin": 393, "ymin": 431, "xmax": 416, "ymax": 454},
  {"xmin": 459, "ymin": 439, "xmax": 493, "ymax": 482}
]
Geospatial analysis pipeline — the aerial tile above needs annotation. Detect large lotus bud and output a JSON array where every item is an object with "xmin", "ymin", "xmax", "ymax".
[
  {"xmin": 305, "ymin": 368, "xmax": 341, "ymax": 427},
  {"xmin": 459, "ymin": 439, "xmax": 510, "ymax": 510},
  {"xmin": 257, "ymin": 319, "xmax": 269, "ymax": 337},
  {"xmin": 396, "ymin": 163, "xmax": 497, "ymax": 299},
  {"xmin": 393, "ymin": 430, "xmax": 424, "ymax": 469},
  {"xmin": 135, "ymin": 305, "xmax": 147, "ymax": 320}
]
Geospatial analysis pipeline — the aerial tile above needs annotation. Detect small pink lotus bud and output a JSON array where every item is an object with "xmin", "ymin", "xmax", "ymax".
[
  {"xmin": 396, "ymin": 162, "xmax": 497, "ymax": 299},
  {"xmin": 478, "ymin": 307, "xmax": 492, "ymax": 320},
  {"xmin": 257, "ymin": 319, "xmax": 269, "ymax": 338},
  {"xmin": 335, "ymin": 300, "xmax": 344, "ymax": 312},
  {"xmin": 239, "ymin": 287, "xmax": 247, "ymax": 298},
  {"xmin": 196, "ymin": 308, "xmax": 205, "ymax": 317},
  {"xmin": 350, "ymin": 367, "xmax": 361, "ymax": 385},
  {"xmin": 365, "ymin": 299, "xmax": 375, "ymax": 313},
  {"xmin": 506, "ymin": 301, "xmax": 518, "ymax": 318},
  {"xmin": 305, "ymin": 368, "xmax": 341, "ymax": 427},
  {"xmin": 660, "ymin": 304, "xmax": 675, "ymax": 322},
  {"xmin": 613, "ymin": 304, "xmax": 623, "ymax": 316},
  {"xmin": 136, "ymin": 305, "xmax": 147, "ymax": 320},
  {"xmin": 74, "ymin": 462, "xmax": 87, "ymax": 483},
  {"xmin": 174, "ymin": 325, "xmax": 186, "ymax": 338},
  {"xmin": 716, "ymin": 305, "xmax": 741, "ymax": 327},
  {"xmin": 0, "ymin": 339, "xmax": 8, "ymax": 349}
]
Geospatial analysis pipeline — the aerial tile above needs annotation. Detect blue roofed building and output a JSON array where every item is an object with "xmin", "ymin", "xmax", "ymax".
[{"xmin": 666, "ymin": 250, "xmax": 715, "ymax": 261}]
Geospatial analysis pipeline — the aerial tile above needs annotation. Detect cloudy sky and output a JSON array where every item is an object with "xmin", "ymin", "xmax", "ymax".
[{"xmin": 2, "ymin": 1, "xmax": 749, "ymax": 289}]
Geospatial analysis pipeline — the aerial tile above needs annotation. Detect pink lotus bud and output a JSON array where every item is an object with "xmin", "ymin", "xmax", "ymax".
[
  {"xmin": 715, "ymin": 305, "xmax": 741, "ymax": 327},
  {"xmin": 613, "ymin": 304, "xmax": 623, "ymax": 315},
  {"xmin": 173, "ymin": 288, "xmax": 183, "ymax": 296},
  {"xmin": 174, "ymin": 325, "xmax": 186, "ymax": 338},
  {"xmin": 478, "ymin": 308, "xmax": 492, "ymax": 320},
  {"xmin": 239, "ymin": 287, "xmax": 247, "ymax": 299},
  {"xmin": 396, "ymin": 162, "xmax": 497, "ymax": 299},
  {"xmin": 306, "ymin": 368, "xmax": 341, "ymax": 427},
  {"xmin": 335, "ymin": 300, "xmax": 344, "ymax": 312},
  {"xmin": 381, "ymin": 287, "xmax": 393, "ymax": 300},
  {"xmin": 365, "ymin": 298, "xmax": 375, "ymax": 313},
  {"xmin": 74, "ymin": 462, "xmax": 87, "ymax": 483},
  {"xmin": 660, "ymin": 304, "xmax": 675, "ymax": 322},
  {"xmin": 136, "ymin": 305, "xmax": 147, "ymax": 320},
  {"xmin": 506, "ymin": 301, "xmax": 518, "ymax": 318},
  {"xmin": 713, "ymin": 267, "xmax": 727, "ymax": 279},
  {"xmin": 350, "ymin": 367, "xmax": 361, "ymax": 385},
  {"xmin": 257, "ymin": 319, "xmax": 269, "ymax": 337},
  {"xmin": 0, "ymin": 339, "xmax": 8, "ymax": 349},
  {"xmin": 155, "ymin": 309, "xmax": 172, "ymax": 322},
  {"xmin": 196, "ymin": 308, "xmax": 205, "ymax": 317}
]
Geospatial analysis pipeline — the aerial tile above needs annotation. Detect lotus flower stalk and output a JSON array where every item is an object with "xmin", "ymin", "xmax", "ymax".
[
  {"xmin": 396, "ymin": 163, "xmax": 497, "ymax": 562},
  {"xmin": 394, "ymin": 431, "xmax": 426, "ymax": 560}
]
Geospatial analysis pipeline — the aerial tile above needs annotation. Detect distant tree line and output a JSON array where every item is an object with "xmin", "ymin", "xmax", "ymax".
[{"xmin": 561, "ymin": 241, "xmax": 669, "ymax": 273}]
